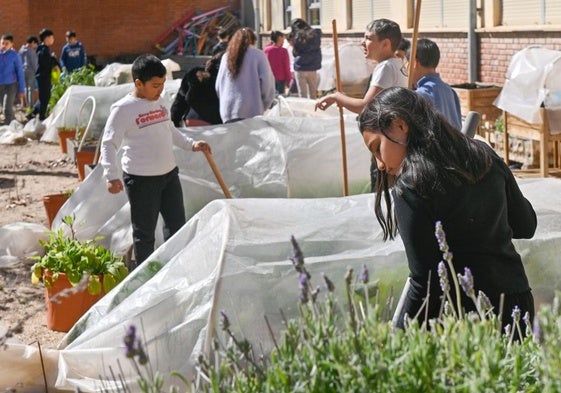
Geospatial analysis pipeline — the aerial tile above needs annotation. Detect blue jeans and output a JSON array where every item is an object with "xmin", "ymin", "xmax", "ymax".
[{"xmin": 123, "ymin": 167, "xmax": 186, "ymax": 266}]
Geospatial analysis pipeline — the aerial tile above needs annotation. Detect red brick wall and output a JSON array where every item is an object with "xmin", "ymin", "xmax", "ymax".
[
  {"xmin": 479, "ymin": 31, "xmax": 561, "ymax": 85},
  {"xmin": 2, "ymin": 0, "xmax": 239, "ymax": 65}
]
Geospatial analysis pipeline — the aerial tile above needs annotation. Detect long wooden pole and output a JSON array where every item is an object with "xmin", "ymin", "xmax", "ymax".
[
  {"xmin": 203, "ymin": 151, "xmax": 232, "ymax": 199},
  {"xmin": 332, "ymin": 19, "xmax": 349, "ymax": 196},
  {"xmin": 407, "ymin": 0, "xmax": 423, "ymax": 89}
]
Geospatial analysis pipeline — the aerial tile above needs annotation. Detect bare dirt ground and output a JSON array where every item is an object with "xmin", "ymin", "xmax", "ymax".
[{"xmin": 0, "ymin": 139, "xmax": 82, "ymax": 349}]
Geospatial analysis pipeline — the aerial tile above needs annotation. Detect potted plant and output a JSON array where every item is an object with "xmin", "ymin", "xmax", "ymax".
[{"xmin": 31, "ymin": 215, "xmax": 129, "ymax": 332}]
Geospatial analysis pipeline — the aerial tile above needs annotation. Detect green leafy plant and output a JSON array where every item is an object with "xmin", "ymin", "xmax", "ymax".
[
  {"xmin": 31, "ymin": 215, "xmax": 128, "ymax": 295},
  {"xmin": 48, "ymin": 64, "xmax": 97, "ymax": 115}
]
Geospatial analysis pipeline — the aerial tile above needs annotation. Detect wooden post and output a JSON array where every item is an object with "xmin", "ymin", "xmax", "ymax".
[
  {"xmin": 407, "ymin": 0, "xmax": 423, "ymax": 89},
  {"xmin": 332, "ymin": 19, "xmax": 349, "ymax": 196},
  {"xmin": 204, "ymin": 151, "xmax": 232, "ymax": 199}
]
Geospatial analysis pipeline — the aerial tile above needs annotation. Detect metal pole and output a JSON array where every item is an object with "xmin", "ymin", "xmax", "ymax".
[{"xmin": 468, "ymin": 0, "xmax": 477, "ymax": 83}]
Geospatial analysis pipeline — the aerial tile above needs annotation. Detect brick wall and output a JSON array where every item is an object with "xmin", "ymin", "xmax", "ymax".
[
  {"xmin": 3, "ymin": 0, "xmax": 240, "ymax": 66},
  {"xmin": 284, "ymin": 30, "xmax": 561, "ymax": 88}
]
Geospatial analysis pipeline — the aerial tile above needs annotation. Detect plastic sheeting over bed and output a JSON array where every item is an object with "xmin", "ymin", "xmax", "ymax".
[
  {"xmin": 3, "ymin": 177, "xmax": 561, "ymax": 391},
  {"xmin": 493, "ymin": 46, "xmax": 561, "ymax": 133},
  {"xmin": 52, "ymin": 115, "xmax": 372, "ymax": 255}
]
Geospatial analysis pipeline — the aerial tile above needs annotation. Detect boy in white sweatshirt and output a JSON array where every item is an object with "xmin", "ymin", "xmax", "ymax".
[{"xmin": 100, "ymin": 54, "xmax": 211, "ymax": 267}]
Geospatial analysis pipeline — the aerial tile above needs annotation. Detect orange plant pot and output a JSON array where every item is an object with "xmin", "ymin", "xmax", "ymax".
[
  {"xmin": 44, "ymin": 271, "xmax": 104, "ymax": 332},
  {"xmin": 57, "ymin": 129, "xmax": 76, "ymax": 155},
  {"xmin": 75, "ymin": 149, "xmax": 96, "ymax": 181},
  {"xmin": 42, "ymin": 193, "xmax": 70, "ymax": 228}
]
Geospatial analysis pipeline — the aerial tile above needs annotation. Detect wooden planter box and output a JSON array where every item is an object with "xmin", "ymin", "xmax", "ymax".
[
  {"xmin": 451, "ymin": 83, "xmax": 502, "ymax": 134},
  {"xmin": 501, "ymin": 108, "xmax": 561, "ymax": 177}
]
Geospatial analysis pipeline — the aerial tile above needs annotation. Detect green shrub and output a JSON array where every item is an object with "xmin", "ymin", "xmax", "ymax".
[
  {"xmin": 116, "ymin": 229, "xmax": 561, "ymax": 392},
  {"xmin": 48, "ymin": 64, "xmax": 97, "ymax": 115}
]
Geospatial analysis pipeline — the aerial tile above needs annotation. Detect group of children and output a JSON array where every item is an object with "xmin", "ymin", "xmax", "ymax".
[
  {"xmin": 0, "ymin": 29, "xmax": 86, "ymax": 126},
  {"xmin": 99, "ymin": 18, "xmax": 536, "ymax": 334}
]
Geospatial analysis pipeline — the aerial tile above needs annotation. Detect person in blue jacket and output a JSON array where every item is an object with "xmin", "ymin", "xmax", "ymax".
[
  {"xmin": 290, "ymin": 18, "xmax": 322, "ymax": 99},
  {"xmin": 60, "ymin": 30, "xmax": 87, "ymax": 73},
  {"xmin": 0, "ymin": 34, "xmax": 25, "ymax": 124}
]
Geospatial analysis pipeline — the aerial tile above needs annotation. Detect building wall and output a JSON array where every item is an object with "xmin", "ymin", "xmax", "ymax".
[
  {"xmin": 260, "ymin": 0, "xmax": 561, "ymax": 87},
  {"xmin": 1, "ymin": 0, "xmax": 240, "ymax": 66}
]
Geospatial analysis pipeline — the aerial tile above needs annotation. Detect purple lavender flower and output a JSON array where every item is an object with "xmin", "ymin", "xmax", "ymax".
[
  {"xmin": 219, "ymin": 309, "xmax": 230, "ymax": 331},
  {"xmin": 299, "ymin": 273, "xmax": 310, "ymax": 304},
  {"xmin": 311, "ymin": 286, "xmax": 320, "ymax": 303},
  {"xmin": 359, "ymin": 264, "xmax": 369, "ymax": 284},
  {"xmin": 322, "ymin": 273, "xmax": 335, "ymax": 292},
  {"xmin": 437, "ymin": 261, "xmax": 450, "ymax": 293},
  {"xmin": 458, "ymin": 267, "xmax": 475, "ymax": 298},
  {"xmin": 434, "ymin": 221, "xmax": 453, "ymax": 262},
  {"xmin": 124, "ymin": 325, "xmax": 136, "ymax": 358},
  {"xmin": 477, "ymin": 291, "xmax": 492, "ymax": 311},
  {"xmin": 523, "ymin": 311, "xmax": 531, "ymax": 327},
  {"xmin": 136, "ymin": 340, "xmax": 148, "ymax": 365},
  {"xmin": 290, "ymin": 235, "xmax": 305, "ymax": 273},
  {"xmin": 511, "ymin": 305, "xmax": 521, "ymax": 323},
  {"xmin": 533, "ymin": 317, "xmax": 543, "ymax": 344}
]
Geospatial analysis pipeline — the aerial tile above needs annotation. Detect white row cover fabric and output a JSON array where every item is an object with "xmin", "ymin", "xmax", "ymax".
[
  {"xmin": 2, "ymin": 177, "xmax": 561, "ymax": 391},
  {"xmin": 40, "ymin": 80, "xmax": 181, "ymax": 144},
  {"xmin": 318, "ymin": 43, "xmax": 375, "ymax": 95},
  {"xmin": 493, "ymin": 46, "xmax": 561, "ymax": 133},
  {"xmin": 52, "ymin": 115, "xmax": 372, "ymax": 255}
]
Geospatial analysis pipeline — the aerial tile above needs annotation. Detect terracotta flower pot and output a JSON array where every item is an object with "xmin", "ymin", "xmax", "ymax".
[
  {"xmin": 57, "ymin": 129, "xmax": 77, "ymax": 155},
  {"xmin": 75, "ymin": 148, "xmax": 97, "ymax": 181},
  {"xmin": 44, "ymin": 270, "xmax": 104, "ymax": 332},
  {"xmin": 42, "ymin": 193, "xmax": 70, "ymax": 228}
]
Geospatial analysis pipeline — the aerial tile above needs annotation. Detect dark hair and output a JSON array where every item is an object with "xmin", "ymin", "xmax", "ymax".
[
  {"xmin": 415, "ymin": 38, "xmax": 440, "ymax": 68},
  {"xmin": 226, "ymin": 27, "xmax": 256, "ymax": 79},
  {"xmin": 217, "ymin": 28, "xmax": 230, "ymax": 40},
  {"xmin": 26, "ymin": 35, "xmax": 39, "ymax": 44},
  {"xmin": 39, "ymin": 28, "xmax": 54, "ymax": 42},
  {"xmin": 270, "ymin": 30, "xmax": 284, "ymax": 44},
  {"xmin": 65, "ymin": 30, "xmax": 76, "ymax": 38},
  {"xmin": 397, "ymin": 38, "xmax": 410, "ymax": 52},
  {"xmin": 358, "ymin": 87, "xmax": 492, "ymax": 240},
  {"xmin": 291, "ymin": 18, "xmax": 310, "ymax": 31},
  {"xmin": 1, "ymin": 34, "xmax": 14, "ymax": 42},
  {"xmin": 365, "ymin": 19, "xmax": 402, "ymax": 52},
  {"xmin": 291, "ymin": 18, "xmax": 317, "ymax": 44},
  {"xmin": 131, "ymin": 54, "xmax": 166, "ymax": 82}
]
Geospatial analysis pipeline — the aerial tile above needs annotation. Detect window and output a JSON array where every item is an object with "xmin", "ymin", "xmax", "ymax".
[
  {"xmin": 284, "ymin": 0, "xmax": 292, "ymax": 29},
  {"xmin": 307, "ymin": 0, "xmax": 321, "ymax": 27},
  {"xmin": 352, "ymin": 0, "xmax": 391, "ymax": 31},
  {"xmin": 419, "ymin": 0, "xmax": 467, "ymax": 29}
]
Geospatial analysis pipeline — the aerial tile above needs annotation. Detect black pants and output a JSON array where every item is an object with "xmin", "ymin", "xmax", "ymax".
[
  {"xmin": 35, "ymin": 77, "xmax": 51, "ymax": 120},
  {"xmin": 123, "ymin": 167, "xmax": 186, "ymax": 266}
]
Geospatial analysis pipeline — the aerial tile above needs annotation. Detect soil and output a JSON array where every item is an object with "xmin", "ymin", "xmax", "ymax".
[{"xmin": 0, "ymin": 139, "xmax": 82, "ymax": 349}]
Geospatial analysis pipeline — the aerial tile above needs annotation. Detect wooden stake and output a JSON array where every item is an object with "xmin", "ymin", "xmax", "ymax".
[
  {"xmin": 204, "ymin": 150, "xmax": 232, "ymax": 199},
  {"xmin": 407, "ymin": 0, "xmax": 423, "ymax": 89},
  {"xmin": 332, "ymin": 19, "xmax": 349, "ymax": 196}
]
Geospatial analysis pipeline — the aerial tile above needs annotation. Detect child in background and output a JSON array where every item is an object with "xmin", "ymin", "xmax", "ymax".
[
  {"xmin": 264, "ymin": 31, "xmax": 292, "ymax": 95},
  {"xmin": 60, "ymin": 30, "xmax": 87, "ymax": 73},
  {"xmin": 315, "ymin": 19, "xmax": 407, "ymax": 190},
  {"xmin": 0, "ymin": 34, "xmax": 25, "ymax": 125},
  {"xmin": 19, "ymin": 35, "xmax": 39, "ymax": 112},
  {"xmin": 410, "ymin": 38, "xmax": 462, "ymax": 130},
  {"xmin": 100, "ymin": 54, "xmax": 211, "ymax": 266},
  {"xmin": 290, "ymin": 18, "xmax": 322, "ymax": 99},
  {"xmin": 215, "ymin": 27, "xmax": 275, "ymax": 123}
]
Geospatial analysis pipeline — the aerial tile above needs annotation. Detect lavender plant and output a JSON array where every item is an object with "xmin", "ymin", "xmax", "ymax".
[{"xmin": 112, "ymin": 230, "xmax": 561, "ymax": 392}]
